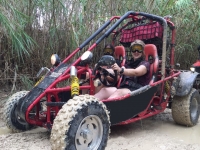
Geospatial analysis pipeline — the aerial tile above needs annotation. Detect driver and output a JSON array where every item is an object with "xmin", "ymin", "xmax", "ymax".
[
  {"xmin": 94, "ymin": 44, "xmax": 122, "ymax": 92},
  {"xmin": 94, "ymin": 39, "xmax": 150, "ymax": 100},
  {"xmin": 81, "ymin": 44, "xmax": 121, "ymax": 94},
  {"xmin": 101, "ymin": 44, "xmax": 121, "ymax": 67}
]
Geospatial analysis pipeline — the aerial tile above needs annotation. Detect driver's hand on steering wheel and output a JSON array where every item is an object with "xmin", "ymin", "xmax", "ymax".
[{"xmin": 111, "ymin": 63, "xmax": 121, "ymax": 72}]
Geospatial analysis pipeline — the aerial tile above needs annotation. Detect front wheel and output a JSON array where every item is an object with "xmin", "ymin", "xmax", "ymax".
[
  {"xmin": 172, "ymin": 88, "xmax": 200, "ymax": 126},
  {"xmin": 3, "ymin": 91, "xmax": 34, "ymax": 132},
  {"xmin": 50, "ymin": 94, "xmax": 110, "ymax": 150}
]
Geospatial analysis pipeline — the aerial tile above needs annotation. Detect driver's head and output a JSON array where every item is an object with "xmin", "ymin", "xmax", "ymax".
[
  {"xmin": 103, "ymin": 44, "xmax": 115, "ymax": 56},
  {"xmin": 130, "ymin": 39, "xmax": 145, "ymax": 60}
]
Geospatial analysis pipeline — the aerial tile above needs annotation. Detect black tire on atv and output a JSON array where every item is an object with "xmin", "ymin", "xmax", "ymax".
[
  {"xmin": 3, "ymin": 91, "xmax": 34, "ymax": 132},
  {"xmin": 50, "ymin": 94, "xmax": 110, "ymax": 150},
  {"xmin": 172, "ymin": 88, "xmax": 200, "ymax": 126}
]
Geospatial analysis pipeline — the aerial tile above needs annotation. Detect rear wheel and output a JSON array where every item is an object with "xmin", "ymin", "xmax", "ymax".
[
  {"xmin": 3, "ymin": 91, "xmax": 34, "ymax": 132},
  {"xmin": 172, "ymin": 88, "xmax": 200, "ymax": 126},
  {"xmin": 50, "ymin": 94, "xmax": 110, "ymax": 150}
]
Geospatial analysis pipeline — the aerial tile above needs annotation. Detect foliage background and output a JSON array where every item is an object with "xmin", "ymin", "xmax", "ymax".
[{"xmin": 0, "ymin": 0, "xmax": 200, "ymax": 91}]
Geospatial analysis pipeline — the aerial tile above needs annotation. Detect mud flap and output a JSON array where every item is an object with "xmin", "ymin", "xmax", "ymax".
[{"xmin": 173, "ymin": 71, "xmax": 199, "ymax": 96}]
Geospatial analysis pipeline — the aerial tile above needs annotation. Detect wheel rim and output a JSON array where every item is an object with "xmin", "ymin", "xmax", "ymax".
[
  {"xmin": 75, "ymin": 115, "xmax": 103, "ymax": 150},
  {"xmin": 190, "ymin": 97, "xmax": 198, "ymax": 120}
]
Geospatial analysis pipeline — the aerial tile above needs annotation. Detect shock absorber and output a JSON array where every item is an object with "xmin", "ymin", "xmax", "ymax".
[
  {"xmin": 165, "ymin": 80, "xmax": 170, "ymax": 94},
  {"xmin": 70, "ymin": 66, "xmax": 79, "ymax": 97}
]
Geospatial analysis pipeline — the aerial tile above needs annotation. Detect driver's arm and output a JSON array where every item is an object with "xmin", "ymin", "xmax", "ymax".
[
  {"xmin": 121, "ymin": 65, "xmax": 147, "ymax": 77},
  {"xmin": 111, "ymin": 63, "xmax": 147, "ymax": 77}
]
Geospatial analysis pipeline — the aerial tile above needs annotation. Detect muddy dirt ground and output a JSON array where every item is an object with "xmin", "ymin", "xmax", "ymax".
[{"xmin": 0, "ymin": 91, "xmax": 199, "ymax": 150}]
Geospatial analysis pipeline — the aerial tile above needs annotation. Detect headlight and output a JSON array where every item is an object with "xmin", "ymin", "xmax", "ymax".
[
  {"xmin": 51, "ymin": 54, "xmax": 61, "ymax": 66},
  {"xmin": 190, "ymin": 67, "xmax": 195, "ymax": 72},
  {"xmin": 80, "ymin": 51, "xmax": 93, "ymax": 65}
]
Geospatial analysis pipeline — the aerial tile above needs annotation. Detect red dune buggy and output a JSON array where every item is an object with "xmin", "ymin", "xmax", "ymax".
[{"xmin": 3, "ymin": 11, "xmax": 200, "ymax": 150}]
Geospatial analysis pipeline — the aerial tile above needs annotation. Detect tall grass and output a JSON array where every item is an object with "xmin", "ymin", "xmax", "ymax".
[{"xmin": 0, "ymin": 0, "xmax": 199, "ymax": 90}]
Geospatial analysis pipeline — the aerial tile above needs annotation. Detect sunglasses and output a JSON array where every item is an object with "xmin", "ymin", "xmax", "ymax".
[
  {"xmin": 132, "ymin": 49, "xmax": 143, "ymax": 53},
  {"xmin": 104, "ymin": 48, "xmax": 113, "ymax": 55},
  {"xmin": 131, "ymin": 44, "xmax": 143, "ymax": 53}
]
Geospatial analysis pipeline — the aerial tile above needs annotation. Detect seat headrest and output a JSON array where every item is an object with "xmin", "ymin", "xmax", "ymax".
[
  {"xmin": 114, "ymin": 46, "xmax": 126, "ymax": 58},
  {"xmin": 144, "ymin": 44, "xmax": 158, "ymax": 63}
]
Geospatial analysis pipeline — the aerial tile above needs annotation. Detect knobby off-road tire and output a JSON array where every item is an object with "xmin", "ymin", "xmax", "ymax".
[
  {"xmin": 50, "ymin": 94, "xmax": 110, "ymax": 150},
  {"xmin": 172, "ymin": 88, "xmax": 200, "ymax": 126},
  {"xmin": 3, "ymin": 91, "xmax": 33, "ymax": 132}
]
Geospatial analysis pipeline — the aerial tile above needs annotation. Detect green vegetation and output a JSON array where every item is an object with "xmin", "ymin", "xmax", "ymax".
[{"xmin": 0, "ymin": 0, "xmax": 199, "ymax": 90}]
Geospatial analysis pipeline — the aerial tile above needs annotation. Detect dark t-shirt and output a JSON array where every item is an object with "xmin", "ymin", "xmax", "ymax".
[
  {"xmin": 135, "ymin": 61, "xmax": 150, "ymax": 86},
  {"xmin": 124, "ymin": 60, "xmax": 150, "ymax": 86}
]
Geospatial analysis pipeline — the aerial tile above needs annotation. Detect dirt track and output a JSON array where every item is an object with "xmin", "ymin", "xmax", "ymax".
[{"xmin": 0, "ymin": 92, "xmax": 200, "ymax": 150}]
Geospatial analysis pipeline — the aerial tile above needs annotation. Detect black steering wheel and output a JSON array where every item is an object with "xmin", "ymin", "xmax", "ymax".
[{"xmin": 93, "ymin": 55, "xmax": 118, "ymax": 87}]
